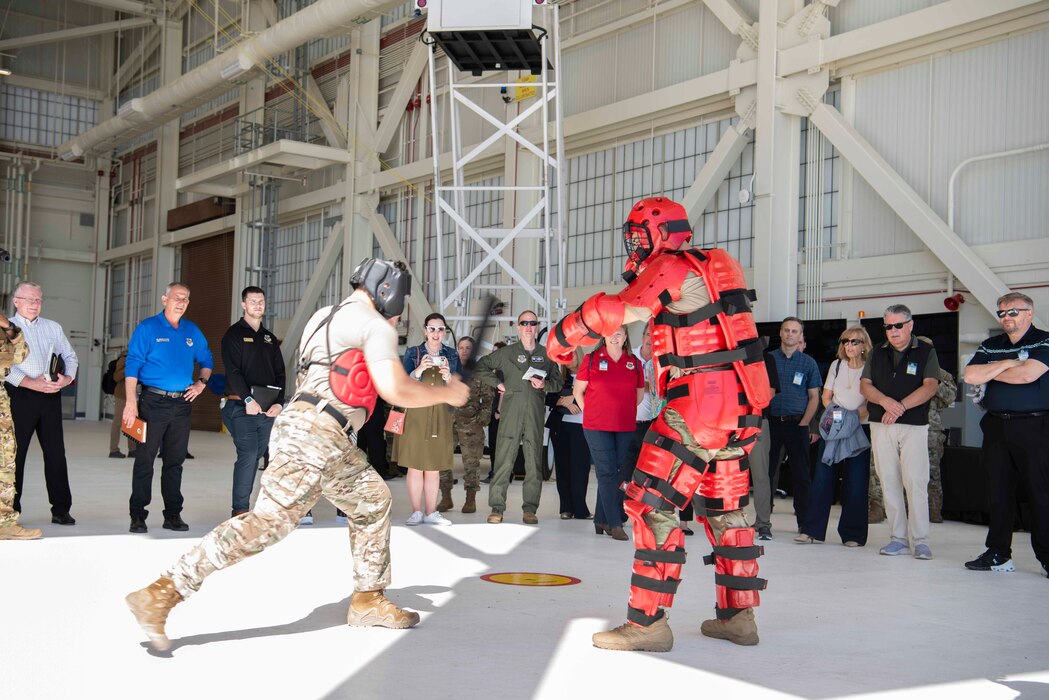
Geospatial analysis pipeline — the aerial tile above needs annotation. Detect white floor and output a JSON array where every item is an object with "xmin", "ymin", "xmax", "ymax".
[{"xmin": 3, "ymin": 421, "xmax": 1048, "ymax": 700}]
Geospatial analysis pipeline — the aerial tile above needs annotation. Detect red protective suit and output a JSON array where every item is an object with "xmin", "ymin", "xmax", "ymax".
[{"xmin": 549, "ymin": 197, "xmax": 771, "ymax": 636}]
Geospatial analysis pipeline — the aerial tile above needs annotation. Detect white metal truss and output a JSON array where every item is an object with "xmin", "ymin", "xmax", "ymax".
[{"xmin": 425, "ymin": 2, "xmax": 567, "ymax": 337}]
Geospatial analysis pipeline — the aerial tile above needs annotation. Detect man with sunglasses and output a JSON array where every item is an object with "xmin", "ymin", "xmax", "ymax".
[
  {"xmin": 474, "ymin": 310, "xmax": 563, "ymax": 524},
  {"xmin": 963, "ymin": 292, "xmax": 1049, "ymax": 577},
  {"xmin": 860, "ymin": 304, "xmax": 940, "ymax": 560}
]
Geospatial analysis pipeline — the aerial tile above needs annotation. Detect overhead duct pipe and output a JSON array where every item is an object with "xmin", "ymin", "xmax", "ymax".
[{"xmin": 59, "ymin": 0, "xmax": 400, "ymax": 160}]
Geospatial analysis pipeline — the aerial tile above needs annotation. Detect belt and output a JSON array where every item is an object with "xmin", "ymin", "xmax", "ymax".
[
  {"xmin": 989, "ymin": 410, "xmax": 1048, "ymax": 420},
  {"xmin": 143, "ymin": 385, "xmax": 185, "ymax": 399},
  {"xmin": 227, "ymin": 394, "xmax": 242, "ymax": 401},
  {"xmin": 771, "ymin": 415, "xmax": 802, "ymax": 423},
  {"xmin": 294, "ymin": 393, "xmax": 352, "ymax": 433}
]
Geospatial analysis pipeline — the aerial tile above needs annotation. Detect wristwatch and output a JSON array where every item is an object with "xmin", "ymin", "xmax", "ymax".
[{"xmin": 244, "ymin": 396, "xmax": 255, "ymax": 405}]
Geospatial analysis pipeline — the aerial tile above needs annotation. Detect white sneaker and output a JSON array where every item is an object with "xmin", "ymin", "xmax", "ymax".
[
  {"xmin": 423, "ymin": 511, "xmax": 452, "ymax": 526},
  {"xmin": 299, "ymin": 511, "xmax": 314, "ymax": 526},
  {"xmin": 335, "ymin": 514, "xmax": 348, "ymax": 525},
  {"xmin": 406, "ymin": 511, "xmax": 424, "ymax": 526}
]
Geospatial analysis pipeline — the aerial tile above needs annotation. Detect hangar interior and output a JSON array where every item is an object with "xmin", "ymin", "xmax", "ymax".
[{"xmin": 1, "ymin": 1, "xmax": 1048, "ymax": 697}]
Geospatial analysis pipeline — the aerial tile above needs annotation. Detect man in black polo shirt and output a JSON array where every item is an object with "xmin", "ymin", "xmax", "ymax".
[
  {"xmin": 963, "ymin": 292, "xmax": 1049, "ymax": 576},
  {"xmin": 221, "ymin": 286, "xmax": 285, "ymax": 517},
  {"xmin": 861, "ymin": 304, "xmax": 939, "ymax": 560}
]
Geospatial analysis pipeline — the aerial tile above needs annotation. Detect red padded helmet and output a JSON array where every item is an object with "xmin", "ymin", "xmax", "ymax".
[{"xmin": 622, "ymin": 197, "xmax": 692, "ymax": 276}]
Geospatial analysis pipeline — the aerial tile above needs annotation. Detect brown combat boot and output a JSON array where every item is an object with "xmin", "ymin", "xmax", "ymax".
[
  {"xmin": 0, "ymin": 524, "xmax": 43, "ymax": 540},
  {"xmin": 700, "ymin": 607, "xmax": 759, "ymax": 646},
  {"xmin": 347, "ymin": 590, "xmax": 420, "ymax": 629},
  {"xmin": 592, "ymin": 614, "xmax": 673, "ymax": 652},
  {"xmin": 462, "ymin": 489, "xmax": 477, "ymax": 514},
  {"xmin": 125, "ymin": 576, "xmax": 183, "ymax": 651},
  {"xmin": 436, "ymin": 487, "xmax": 453, "ymax": 513}
]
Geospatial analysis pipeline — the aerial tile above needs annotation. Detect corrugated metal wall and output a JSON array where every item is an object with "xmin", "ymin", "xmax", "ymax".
[
  {"xmin": 829, "ymin": 0, "xmax": 950, "ymax": 35},
  {"xmin": 849, "ymin": 27, "xmax": 1049, "ymax": 258}
]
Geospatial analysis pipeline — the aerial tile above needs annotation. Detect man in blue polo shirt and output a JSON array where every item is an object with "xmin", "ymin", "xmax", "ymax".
[
  {"xmin": 963, "ymin": 292, "xmax": 1049, "ymax": 576},
  {"xmin": 765, "ymin": 316, "xmax": 821, "ymax": 532},
  {"xmin": 123, "ymin": 283, "xmax": 213, "ymax": 534}
]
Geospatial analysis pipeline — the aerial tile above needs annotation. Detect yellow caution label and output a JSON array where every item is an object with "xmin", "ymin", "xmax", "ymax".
[
  {"xmin": 481, "ymin": 572, "xmax": 580, "ymax": 587},
  {"xmin": 515, "ymin": 74, "xmax": 537, "ymax": 102}
]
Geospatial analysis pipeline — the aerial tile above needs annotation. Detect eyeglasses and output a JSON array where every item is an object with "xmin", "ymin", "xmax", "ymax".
[
  {"xmin": 14, "ymin": 296, "xmax": 42, "ymax": 305},
  {"xmin": 839, "ymin": 338, "xmax": 863, "ymax": 346},
  {"xmin": 883, "ymin": 322, "xmax": 909, "ymax": 330},
  {"xmin": 996, "ymin": 308, "xmax": 1031, "ymax": 319},
  {"xmin": 518, "ymin": 320, "xmax": 539, "ymax": 327},
  {"xmin": 425, "ymin": 326, "xmax": 446, "ymax": 333}
]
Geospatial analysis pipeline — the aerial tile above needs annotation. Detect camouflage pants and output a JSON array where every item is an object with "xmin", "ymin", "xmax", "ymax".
[
  {"xmin": 440, "ymin": 419, "xmax": 485, "ymax": 492},
  {"xmin": 928, "ymin": 432, "xmax": 945, "ymax": 521},
  {"xmin": 0, "ymin": 419, "xmax": 16, "ymax": 528},
  {"xmin": 166, "ymin": 402, "xmax": 392, "ymax": 599}
]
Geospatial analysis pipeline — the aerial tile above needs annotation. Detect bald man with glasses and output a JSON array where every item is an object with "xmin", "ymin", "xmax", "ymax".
[{"xmin": 963, "ymin": 292, "xmax": 1049, "ymax": 577}]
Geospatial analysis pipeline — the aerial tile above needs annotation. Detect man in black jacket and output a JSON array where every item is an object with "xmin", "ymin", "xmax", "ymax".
[
  {"xmin": 221, "ymin": 286, "xmax": 285, "ymax": 517},
  {"xmin": 861, "ymin": 304, "xmax": 939, "ymax": 560}
]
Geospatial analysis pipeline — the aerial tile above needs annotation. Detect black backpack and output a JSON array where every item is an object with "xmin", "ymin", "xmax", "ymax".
[{"xmin": 102, "ymin": 358, "xmax": 119, "ymax": 395}]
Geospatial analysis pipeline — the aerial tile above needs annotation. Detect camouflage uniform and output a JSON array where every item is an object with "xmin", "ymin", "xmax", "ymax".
[
  {"xmin": 441, "ymin": 376, "xmax": 494, "ymax": 493},
  {"xmin": 0, "ymin": 329, "xmax": 29, "ymax": 527},
  {"xmin": 868, "ymin": 462, "xmax": 886, "ymax": 523},
  {"xmin": 167, "ymin": 402, "xmax": 391, "ymax": 598},
  {"xmin": 927, "ymin": 369, "xmax": 956, "ymax": 523}
]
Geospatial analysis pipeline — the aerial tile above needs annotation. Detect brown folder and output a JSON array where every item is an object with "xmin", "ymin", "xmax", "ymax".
[{"xmin": 121, "ymin": 417, "xmax": 147, "ymax": 443}]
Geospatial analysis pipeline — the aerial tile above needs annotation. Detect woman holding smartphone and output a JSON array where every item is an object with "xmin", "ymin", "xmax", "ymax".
[{"xmin": 395, "ymin": 313, "xmax": 462, "ymax": 526}]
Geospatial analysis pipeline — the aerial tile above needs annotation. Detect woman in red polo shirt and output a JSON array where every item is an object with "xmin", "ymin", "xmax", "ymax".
[{"xmin": 573, "ymin": 326, "xmax": 643, "ymax": 541}]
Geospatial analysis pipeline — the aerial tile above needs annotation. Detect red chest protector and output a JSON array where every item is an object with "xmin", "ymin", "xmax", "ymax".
[
  {"xmin": 620, "ymin": 247, "xmax": 772, "ymax": 411},
  {"xmin": 297, "ymin": 301, "xmax": 380, "ymax": 420}
]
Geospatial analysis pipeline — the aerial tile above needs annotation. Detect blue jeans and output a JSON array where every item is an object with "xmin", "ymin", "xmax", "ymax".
[
  {"xmin": 802, "ymin": 425, "xmax": 871, "ymax": 544},
  {"xmin": 583, "ymin": 429, "xmax": 634, "ymax": 529},
  {"xmin": 222, "ymin": 401, "xmax": 275, "ymax": 513}
]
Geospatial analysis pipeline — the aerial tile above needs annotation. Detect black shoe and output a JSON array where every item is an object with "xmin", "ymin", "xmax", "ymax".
[
  {"xmin": 127, "ymin": 450, "xmax": 136, "ymax": 459},
  {"xmin": 680, "ymin": 524, "xmax": 694, "ymax": 536},
  {"xmin": 757, "ymin": 527, "xmax": 773, "ymax": 541},
  {"xmin": 109, "ymin": 450, "xmax": 125, "ymax": 458},
  {"xmin": 130, "ymin": 516, "xmax": 147, "ymax": 533},
  {"xmin": 163, "ymin": 515, "xmax": 189, "ymax": 531},
  {"xmin": 480, "ymin": 474, "xmax": 493, "ymax": 484},
  {"xmin": 964, "ymin": 549, "xmax": 1015, "ymax": 572},
  {"xmin": 51, "ymin": 513, "xmax": 76, "ymax": 526},
  {"xmin": 186, "ymin": 452, "xmax": 195, "ymax": 459}
]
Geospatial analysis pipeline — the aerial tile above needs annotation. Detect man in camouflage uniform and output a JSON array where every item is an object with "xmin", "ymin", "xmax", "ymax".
[
  {"xmin": 926, "ymin": 367, "xmax": 956, "ymax": 523},
  {"xmin": 0, "ymin": 312, "xmax": 37, "ymax": 541},
  {"xmin": 439, "ymin": 336, "xmax": 495, "ymax": 514},
  {"xmin": 124, "ymin": 259, "xmax": 468, "ymax": 651}
]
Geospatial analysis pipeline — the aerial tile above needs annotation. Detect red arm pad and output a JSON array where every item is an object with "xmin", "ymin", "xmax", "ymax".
[{"xmin": 580, "ymin": 292, "xmax": 626, "ymax": 337}]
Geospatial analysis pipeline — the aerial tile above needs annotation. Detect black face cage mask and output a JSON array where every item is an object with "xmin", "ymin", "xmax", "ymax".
[{"xmin": 350, "ymin": 259, "xmax": 410, "ymax": 319}]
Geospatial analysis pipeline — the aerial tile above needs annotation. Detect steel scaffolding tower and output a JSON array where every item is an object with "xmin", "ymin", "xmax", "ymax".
[{"xmin": 422, "ymin": 0, "xmax": 567, "ymax": 338}]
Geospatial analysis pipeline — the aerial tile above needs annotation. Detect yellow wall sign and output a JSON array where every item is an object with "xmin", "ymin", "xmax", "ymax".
[
  {"xmin": 481, "ymin": 572, "xmax": 581, "ymax": 587},
  {"xmin": 515, "ymin": 74, "xmax": 537, "ymax": 102}
]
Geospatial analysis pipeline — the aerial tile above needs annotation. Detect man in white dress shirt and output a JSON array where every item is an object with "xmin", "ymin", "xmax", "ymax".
[{"xmin": 5, "ymin": 282, "xmax": 79, "ymax": 525}]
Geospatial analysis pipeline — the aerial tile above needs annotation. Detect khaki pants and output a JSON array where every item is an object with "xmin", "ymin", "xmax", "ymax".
[{"xmin": 870, "ymin": 422, "xmax": 930, "ymax": 546}]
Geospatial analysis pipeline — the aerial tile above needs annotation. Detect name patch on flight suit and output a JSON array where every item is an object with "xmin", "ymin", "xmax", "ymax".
[{"xmin": 531, "ymin": 355, "xmax": 544, "ymax": 363}]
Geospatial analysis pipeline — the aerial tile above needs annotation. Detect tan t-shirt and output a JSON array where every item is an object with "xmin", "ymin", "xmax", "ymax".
[{"xmin": 296, "ymin": 297, "xmax": 399, "ymax": 430}]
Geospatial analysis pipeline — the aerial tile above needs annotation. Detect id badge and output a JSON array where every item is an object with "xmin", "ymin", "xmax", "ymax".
[
  {"xmin": 906, "ymin": 362, "xmax": 918, "ymax": 376},
  {"xmin": 599, "ymin": 360, "xmax": 609, "ymax": 371},
  {"xmin": 793, "ymin": 371, "xmax": 804, "ymax": 386},
  {"xmin": 833, "ymin": 409, "xmax": 844, "ymax": 423}
]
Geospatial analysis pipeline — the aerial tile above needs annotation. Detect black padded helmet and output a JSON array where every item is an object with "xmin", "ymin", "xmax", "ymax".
[{"xmin": 349, "ymin": 258, "xmax": 410, "ymax": 319}]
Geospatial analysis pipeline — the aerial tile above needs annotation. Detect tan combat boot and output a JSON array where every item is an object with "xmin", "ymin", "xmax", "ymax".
[
  {"xmin": 347, "ymin": 590, "xmax": 420, "ymax": 629},
  {"xmin": 436, "ymin": 487, "xmax": 453, "ymax": 513},
  {"xmin": 125, "ymin": 577, "xmax": 183, "ymax": 651},
  {"xmin": 0, "ymin": 524, "xmax": 43, "ymax": 540},
  {"xmin": 700, "ymin": 607, "xmax": 759, "ymax": 646},
  {"xmin": 462, "ymin": 489, "xmax": 477, "ymax": 514},
  {"xmin": 592, "ymin": 614, "xmax": 673, "ymax": 652}
]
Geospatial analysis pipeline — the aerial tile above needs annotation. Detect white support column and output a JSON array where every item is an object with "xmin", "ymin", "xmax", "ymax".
[
  {"xmin": 750, "ymin": 0, "xmax": 800, "ymax": 321},
  {"xmin": 807, "ymin": 102, "xmax": 1035, "ymax": 324},
  {"xmin": 341, "ymin": 21, "xmax": 381, "ymax": 288},
  {"xmin": 151, "ymin": 19, "xmax": 182, "ymax": 290}
]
